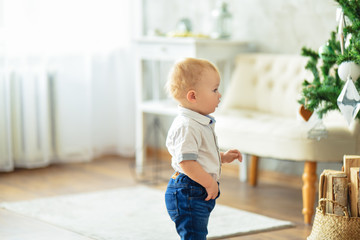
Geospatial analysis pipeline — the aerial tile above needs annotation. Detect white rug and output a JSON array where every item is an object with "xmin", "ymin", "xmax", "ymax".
[{"xmin": 0, "ymin": 186, "xmax": 293, "ymax": 240}]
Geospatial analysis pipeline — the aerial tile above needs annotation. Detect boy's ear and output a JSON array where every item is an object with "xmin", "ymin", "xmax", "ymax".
[{"xmin": 186, "ymin": 90, "xmax": 196, "ymax": 103}]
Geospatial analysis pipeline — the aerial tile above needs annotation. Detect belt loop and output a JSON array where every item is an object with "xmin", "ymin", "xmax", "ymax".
[
  {"xmin": 176, "ymin": 172, "xmax": 184, "ymax": 183},
  {"xmin": 172, "ymin": 172, "xmax": 180, "ymax": 180}
]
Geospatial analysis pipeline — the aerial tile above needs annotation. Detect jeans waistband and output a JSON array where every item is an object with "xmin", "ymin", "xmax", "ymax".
[
  {"xmin": 169, "ymin": 172, "xmax": 203, "ymax": 188},
  {"xmin": 168, "ymin": 172, "xmax": 221, "ymax": 200}
]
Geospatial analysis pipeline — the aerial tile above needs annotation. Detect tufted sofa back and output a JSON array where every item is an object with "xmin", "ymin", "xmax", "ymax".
[{"xmin": 220, "ymin": 54, "xmax": 313, "ymax": 118}]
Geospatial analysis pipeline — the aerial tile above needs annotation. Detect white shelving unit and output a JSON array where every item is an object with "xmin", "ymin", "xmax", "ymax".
[{"xmin": 134, "ymin": 36, "xmax": 253, "ymax": 174}]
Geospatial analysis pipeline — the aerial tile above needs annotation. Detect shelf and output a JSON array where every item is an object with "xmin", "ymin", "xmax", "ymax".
[
  {"xmin": 140, "ymin": 100, "xmax": 178, "ymax": 116},
  {"xmin": 135, "ymin": 37, "xmax": 254, "ymax": 61},
  {"xmin": 136, "ymin": 36, "xmax": 251, "ymax": 45}
]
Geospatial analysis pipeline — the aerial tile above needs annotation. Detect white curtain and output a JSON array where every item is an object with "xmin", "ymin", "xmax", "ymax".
[{"xmin": 0, "ymin": 0, "xmax": 135, "ymax": 171}]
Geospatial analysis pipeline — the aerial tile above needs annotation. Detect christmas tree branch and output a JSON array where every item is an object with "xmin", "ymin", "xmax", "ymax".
[{"xmin": 299, "ymin": 1, "xmax": 360, "ymax": 120}]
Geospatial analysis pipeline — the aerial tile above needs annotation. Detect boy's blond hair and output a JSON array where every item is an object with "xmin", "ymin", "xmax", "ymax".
[{"xmin": 166, "ymin": 58, "xmax": 219, "ymax": 101}]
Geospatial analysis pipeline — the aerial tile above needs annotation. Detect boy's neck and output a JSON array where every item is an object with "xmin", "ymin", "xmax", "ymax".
[{"xmin": 179, "ymin": 104, "xmax": 207, "ymax": 116}]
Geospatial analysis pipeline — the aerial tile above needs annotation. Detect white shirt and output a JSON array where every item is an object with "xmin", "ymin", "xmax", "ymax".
[{"xmin": 166, "ymin": 106, "xmax": 221, "ymax": 181}]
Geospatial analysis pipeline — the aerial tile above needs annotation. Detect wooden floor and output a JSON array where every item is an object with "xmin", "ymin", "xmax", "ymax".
[{"xmin": 0, "ymin": 157, "xmax": 313, "ymax": 239}]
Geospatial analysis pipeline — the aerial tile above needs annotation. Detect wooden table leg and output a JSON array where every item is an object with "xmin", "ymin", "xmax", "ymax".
[
  {"xmin": 249, "ymin": 155, "xmax": 259, "ymax": 186},
  {"xmin": 302, "ymin": 161, "xmax": 317, "ymax": 224}
]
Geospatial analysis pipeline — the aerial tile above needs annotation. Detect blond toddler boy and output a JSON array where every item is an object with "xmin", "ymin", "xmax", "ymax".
[{"xmin": 164, "ymin": 58, "xmax": 242, "ymax": 240}]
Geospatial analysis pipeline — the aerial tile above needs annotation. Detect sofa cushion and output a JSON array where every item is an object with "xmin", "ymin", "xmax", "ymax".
[{"xmin": 215, "ymin": 108, "xmax": 358, "ymax": 162}]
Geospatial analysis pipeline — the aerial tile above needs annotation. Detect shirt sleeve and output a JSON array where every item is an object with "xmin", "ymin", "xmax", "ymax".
[{"xmin": 167, "ymin": 122, "xmax": 202, "ymax": 164}]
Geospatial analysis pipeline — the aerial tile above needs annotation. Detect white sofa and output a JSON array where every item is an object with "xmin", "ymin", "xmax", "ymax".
[{"xmin": 215, "ymin": 53, "xmax": 360, "ymax": 224}]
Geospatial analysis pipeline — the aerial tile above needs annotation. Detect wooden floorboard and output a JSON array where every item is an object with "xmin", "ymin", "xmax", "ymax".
[{"xmin": 0, "ymin": 157, "xmax": 313, "ymax": 239}]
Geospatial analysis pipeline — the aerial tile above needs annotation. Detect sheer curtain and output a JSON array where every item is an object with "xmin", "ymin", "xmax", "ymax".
[{"xmin": 0, "ymin": 0, "xmax": 135, "ymax": 171}]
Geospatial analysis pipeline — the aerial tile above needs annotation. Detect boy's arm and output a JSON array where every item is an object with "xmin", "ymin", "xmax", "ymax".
[
  {"xmin": 221, "ymin": 149, "xmax": 242, "ymax": 163},
  {"xmin": 179, "ymin": 160, "xmax": 218, "ymax": 201}
]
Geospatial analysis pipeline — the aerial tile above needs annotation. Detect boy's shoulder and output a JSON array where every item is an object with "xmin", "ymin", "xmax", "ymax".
[
  {"xmin": 172, "ymin": 114, "xmax": 192, "ymax": 128},
  {"xmin": 170, "ymin": 115, "xmax": 202, "ymax": 132}
]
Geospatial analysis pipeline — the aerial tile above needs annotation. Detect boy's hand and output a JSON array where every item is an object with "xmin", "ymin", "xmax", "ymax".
[
  {"xmin": 221, "ymin": 149, "xmax": 242, "ymax": 163},
  {"xmin": 179, "ymin": 160, "xmax": 219, "ymax": 201},
  {"xmin": 205, "ymin": 179, "xmax": 219, "ymax": 201}
]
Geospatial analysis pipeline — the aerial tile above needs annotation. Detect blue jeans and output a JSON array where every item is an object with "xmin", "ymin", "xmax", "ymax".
[{"xmin": 165, "ymin": 173, "xmax": 220, "ymax": 240}]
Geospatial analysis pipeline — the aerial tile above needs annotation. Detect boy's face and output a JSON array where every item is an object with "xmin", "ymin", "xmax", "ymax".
[{"xmin": 194, "ymin": 69, "xmax": 221, "ymax": 115}]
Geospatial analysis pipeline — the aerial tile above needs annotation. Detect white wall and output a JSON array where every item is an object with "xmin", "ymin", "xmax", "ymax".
[{"xmin": 144, "ymin": 0, "xmax": 338, "ymax": 54}]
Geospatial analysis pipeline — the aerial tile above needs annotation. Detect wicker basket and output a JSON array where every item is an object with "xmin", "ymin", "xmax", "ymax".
[{"xmin": 307, "ymin": 199, "xmax": 360, "ymax": 240}]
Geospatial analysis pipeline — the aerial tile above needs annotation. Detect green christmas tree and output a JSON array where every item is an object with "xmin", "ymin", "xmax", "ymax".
[{"xmin": 299, "ymin": 0, "xmax": 360, "ymax": 121}]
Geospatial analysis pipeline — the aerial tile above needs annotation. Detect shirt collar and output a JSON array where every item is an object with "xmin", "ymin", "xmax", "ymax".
[{"xmin": 178, "ymin": 106, "xmax": 215, "ymax": 125}]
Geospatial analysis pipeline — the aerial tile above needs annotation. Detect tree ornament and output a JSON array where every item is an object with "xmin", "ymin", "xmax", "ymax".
[
  {"xmin": 336, "ymin": 7, "xmax": 345, "ymax": 54},
  {"xmin": 337, "ymin": 76, "xmax": 360, "ymax": 125},
  {"xmin": 299, "ymin": 104, "xmax": 313, "ymax": 122},
  {"xmin": 318, "ymin": 43, "xmax": 334, "ymax": 60},
  {"xmin": 307, "ymin": 118, "xmax": 328, "ymax": 141},
  {"xmin": 345, "ymin": 33, "xmax": 352, "ymax": 49},
  {"xmin": 337, "ymin": 61, "xmax": 360, "ymax": 81}
]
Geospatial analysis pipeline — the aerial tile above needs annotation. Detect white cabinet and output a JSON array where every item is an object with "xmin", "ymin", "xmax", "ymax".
[{"xmin": 134, "ymin": 37, "xmax": 253, "ymax": 174}]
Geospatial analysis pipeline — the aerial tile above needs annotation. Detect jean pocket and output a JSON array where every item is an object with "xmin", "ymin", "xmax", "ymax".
[
  {"xmin": 190, "ymin": 196, "xmax": 216, "ymax": 216},
  {"xmin": 165, "ymin": 190, "xmax": 179, "ymax": 221},
  {"xmin": 189, "ymin": 186, "xmax": 207, "ymax": 200}
]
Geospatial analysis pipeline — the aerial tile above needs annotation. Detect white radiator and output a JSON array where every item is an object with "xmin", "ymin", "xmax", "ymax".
[
  {"xmin": 0, "ymin": 67, "xmax": 54, "ymax": 170},
  {"xmin": 0, "ymin": 59, "xmax": 94, "ymax": 172}
]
